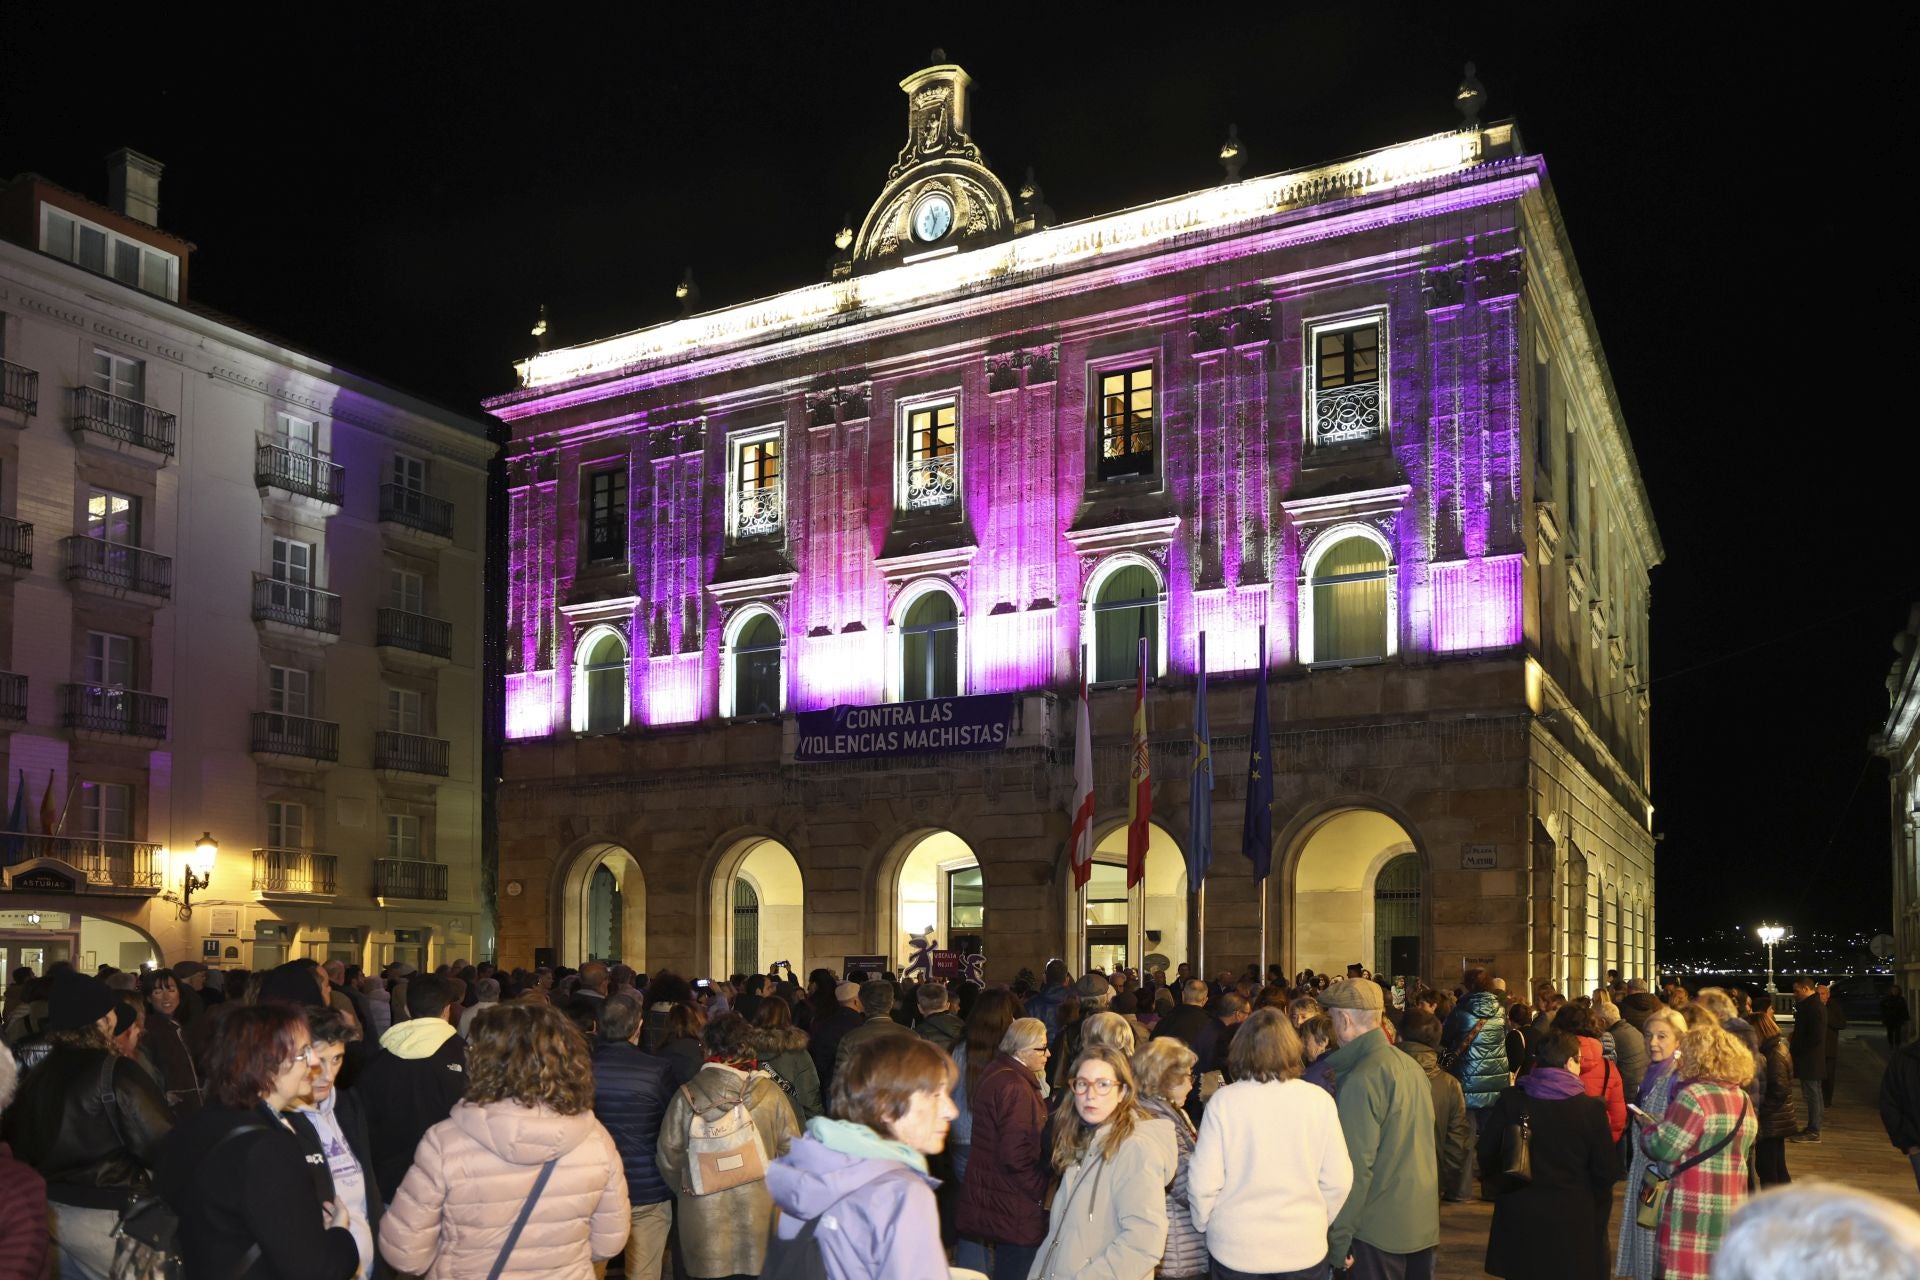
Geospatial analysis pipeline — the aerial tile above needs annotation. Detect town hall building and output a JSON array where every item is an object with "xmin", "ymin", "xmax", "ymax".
[{"xmin": 486, "ymin": 59, "xmax": 1661, "ymax": 991}]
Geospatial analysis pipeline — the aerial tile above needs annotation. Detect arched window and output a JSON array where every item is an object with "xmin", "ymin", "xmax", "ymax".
[
  {"xmin": 1304, "ymin": 531, "xmax": 1391, "ymax": 663},
  {"xmin": 574, "ymin": 628, "xmax": 628, "ymax": 734},
  {"xmin": 1091, "ymin": 560, "xmax": 1160, "ymax": 683},
  {"xmin": 728, "ymin": 611, "xmax": 783, "ymax": 717},
  {"xmin": 899, "ymin": 588, "xmax": 960, "ymax": 700}
]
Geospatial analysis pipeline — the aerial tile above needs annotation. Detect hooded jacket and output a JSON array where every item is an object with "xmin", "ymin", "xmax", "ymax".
[
  {"xmin": 767, "ymin": 1119, "xmax": 947, "ymax": 1280},
  {"xmin": 1755, "ymin": 1033, "xmax": 1800, "ymax": 1139},
  {"xmin": 1441, "ymin": 989, "xmax": 1510, "ymax": 1109},
  {"xmin": 655, "ymin": 1063, "xmax": 801, "ymax": 1278},
  {"xmin": 1575, "ymin": 1035, "xmax": 1627, "ymax": 1142},
  {"xmin": 589, "ymin": 1039, "xmax": 675, "ymax": 1205},
  {"xmin": 751, "ymin": 1024, "xmax": 825, "ymax": 1123},
  {"xmin": 954, "ymin": 1053, "xmax": 1048, "ymax": 1246},
  {"xmin": 378, "ymin": 1100, "xmax": 629, "ymax": 1280},
  {"xmin": 1030, "ymin": 1113, "xmax": 1177, "ymax": 1280},
  {"xmin": 1398, "ymin": 1038, "xmax": 1472, "ymax": 1198},
  {"xmin": 915, "ymin": 1010, "xmax": 966, "ymax": 1052},
  {"xmin": 352, "ymin": 1016, "xmax": 467, "ymax": 1199}
]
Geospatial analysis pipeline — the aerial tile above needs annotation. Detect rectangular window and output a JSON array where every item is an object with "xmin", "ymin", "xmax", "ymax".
[
  {"xmin": 266, "ymin": 800, "xmax": 306, "ymax": 850},
  {"xmin": 389, "ymin": 567, "xmax": 425, "ymax": 614},
  {"xmin": 86, "ymin": 632, "xmax": 134, "ymax": 688},
  {"xmin": 728, "ymin": 431, "xmax": 783, "ymax": 538},
  {"xmin": 584, "ymin": 467, "xmax": 628, "ymax": 562},
  {"xmin": 386, "ymin": 687, "xmax": 425, "ymax": 735},
  {"xmin": 1533, "ymin": 359, "xmax": 1553, "ymax": 475},
  {"xmin": 89, "ymin": 349, "xmax": 143, "ymax": 403},
  {"xmin": 279, "ymin": 414, "xmax": 317, "ymax": 456},
  {"xmin": 85, "ymin": 487, "xmax": 139, "ymax": 545},
  {"xmin": 77, "ymin": 781, "xmax": 131, "ymax": 840},
  {"xmin": 386, "ymin": 813, "xmax": 422, "ymax": 860},
  {"xmin": 900, "ymin": 401, "xmax": 958, "ymax": 510},
  {"xmin": 1097, "ymin": 366, "xmax": 1155, "ymax": 478},
  {"xmin": 1565, "ymin": 443, "xmax": 1582, "ymax": 543},
  {"xmin": 948, "ymin": 866, "xmax": 985, "ymax": 933},
  {"xmin": 269, "ymin": 665, "xmax": 310, "ymax": 717},
  {"xmin": 1309, "ymin": 319, "xmax": 1384, "ymax": 446},
  {"xmin": 41, "ymin": 206, "xmax": 178, "ymax": 300},
  {"xmin": 393, "ymin": 455, "xmax": 426, "ymax": 492}
]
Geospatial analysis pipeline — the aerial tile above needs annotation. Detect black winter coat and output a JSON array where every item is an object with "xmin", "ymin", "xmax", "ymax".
[
  {"xmin": 1789, "ymin": 994, "xmax": 1825, "ymax": 1079},
  {"xmin": 1152, "ymin": 1005, "xmax": 1221, "ymax": 1071},
  {"xmin": 1880, "ymin": 1035, "xmax": 1920, "ymax": 1151},
  {"xmin": 350, "ymin": 1034, "xmax": 468, "ymax": 1199},
  {"xmin": 1756, "ymin": 1034, "xmax": 1800, "ymax": 1139},
  {"xmin": 3, "ymin": 1044, "xmax": 171, "ymax": 1208},
  {"xmin": 808, "ymin": 1005, "xmax": 864, "ymax": 1089},
  {"xmin": 1477, "ymin": 1086, "xmax": 1620, "ymax": 1280},
  {"xmin": 156, "ymin": 1103, "xmax": 358, "ymax": 1280},
  {"xmin": 591, "ymin": 1039, "xmax": 674, "ymax": 1205}
]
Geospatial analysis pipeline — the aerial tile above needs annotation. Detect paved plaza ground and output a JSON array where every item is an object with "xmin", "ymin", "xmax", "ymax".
[{"xmin": 1434, "ymin": 1028, "xmax": 1918, "ymax": 1279}]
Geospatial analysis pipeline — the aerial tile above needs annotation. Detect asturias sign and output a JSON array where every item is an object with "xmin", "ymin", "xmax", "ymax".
[{"xmin": 796, "ymin": 693, "xmax": 1014, "ymax": 762}]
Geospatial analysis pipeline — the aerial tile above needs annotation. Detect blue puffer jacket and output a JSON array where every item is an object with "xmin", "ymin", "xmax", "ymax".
[
  {"xmin": 1441, "ymin": 989, "xmax": 1509, "ymax": 1109},
  {"xmin": 590, "ymin": 1039, "xmax": 674, "ymax": 1205}
]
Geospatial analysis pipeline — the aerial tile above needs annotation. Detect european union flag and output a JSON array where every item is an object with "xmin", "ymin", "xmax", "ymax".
[
  {"xmin": 1187, "ymin": 633, "xmax": 1212, "ymax": 889},
  {"xmin": 1242, "ymin": 625, "xmax": 1273, "ymax": 882}
]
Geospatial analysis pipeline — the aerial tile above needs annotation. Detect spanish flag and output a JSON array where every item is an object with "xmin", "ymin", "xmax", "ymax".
[{"xmin": 1126, "ymin": 636, "xmax": 1150, "ymax": 889}]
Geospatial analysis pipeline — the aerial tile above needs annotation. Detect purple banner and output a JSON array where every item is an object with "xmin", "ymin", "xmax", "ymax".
[{"xmin": 795, "ymin": 693, "xmax": 1014, "ymax": 762}]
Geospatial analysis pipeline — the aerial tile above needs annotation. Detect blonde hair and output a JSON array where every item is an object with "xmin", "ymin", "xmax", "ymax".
[
  {"xmin": 1079, "ymin": 1011, "xmax": 1136, "ymax": 1057},
  {"xmin": 1681, "ymin": 1003, "xmax": 1722, "ymax": 1031},
  {"xmin": 1679, "ymin": 1025, "xmax": 1754, "ymax": 1087},
  {"xmin": 1643, "ymin": 1007, "xmax": 1686, "ymax": 1042},
  {"xmin": 1049, "ymin": 1044, "xmax": 1147, "ymax": 1171},
  {"xmin": 1132, "ymin": 1036, "xmax": 1197, "ymax": 1101},
  {"xmin": 465, "ymin": 1003, "xmax": 595, "ymax": 1113}
]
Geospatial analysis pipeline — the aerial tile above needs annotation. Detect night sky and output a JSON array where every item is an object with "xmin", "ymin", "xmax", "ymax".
[{"xmin": 3, "ymin": 8, "xmax": 1905, "ymax": 939}]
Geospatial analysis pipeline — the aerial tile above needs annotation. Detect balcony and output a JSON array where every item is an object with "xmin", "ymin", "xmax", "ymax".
[
  {"xmin": 0, "ymin": 516, "xmax": 31, "ymax": 570},
  {"xmin": 0, "ymin": 833, "xmax": 162, "ymax": 894},
  {"xmin": 375, "ymin": 857, "xmax": 448, "ymax": 901},
  {"xmin": 251, "ymin": 575, "xmax": 341, "ymax": 640},
  {"xmin": 379, "ymin": 484, "xmax": 454, "ymax": 542},
  {"xmin": 903, "ymin": 454, "xmax": 957, "ymax": 510},
  {"xmin": 1, "ymin": 359, "xmax": 37, "ymax": 417},
  {"xmin": 730, "ymin": 485, "xmax": 784, "ymax": 540},
  {"xmin": 374, "ymin": 729, "xmax": 449, "ymax": 777},
  {"xmin": 1312, "ymin": 382, "xmax": 1382, "ymax": 447},
  {"xmin": 63, "ymin": 537, "xmax": 171, "ymax": 600},
  {"xmin": 252, "ymin": 848, "xmax": 337, "ymax": 897},
  {"xmin": 376, "ymin": 608, "xmax": 452, "ymax": 665},
  {"xmin": 249, "ymin": 711, "xmax": 340, "ymax": 765},
  {"xmin": 60, "ymin": 683, "xmax": 168, "ymax": 739},
  {"xmin": 0, "ymin": 671, "xmax": 24, "ymax": 721},
  {"xmin": 255, "ymin": 444, "xmax": 345, "ymax": 507},
  {"xmin": 68, "ymin": 386, "xmax": 175, "ymax": 459}
]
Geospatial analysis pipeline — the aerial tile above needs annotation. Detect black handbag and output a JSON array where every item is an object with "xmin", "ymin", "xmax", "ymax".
[{"xmin": 1500, "ymin": 1102, "xmax": 1533, "ymax": 1182}]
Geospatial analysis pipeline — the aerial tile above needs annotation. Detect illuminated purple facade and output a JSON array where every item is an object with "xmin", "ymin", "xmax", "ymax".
[{"xmin": 487, "ymin": 62, "xmax": 1660, "ymax": 988}]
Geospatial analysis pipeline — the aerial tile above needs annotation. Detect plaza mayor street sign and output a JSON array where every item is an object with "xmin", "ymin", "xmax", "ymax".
[{"xmin": 795, "ymin": 693, "xmax": 1014, "ymax": 762}]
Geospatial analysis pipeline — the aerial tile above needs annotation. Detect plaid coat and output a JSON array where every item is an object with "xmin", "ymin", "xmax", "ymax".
[{"xmin": 1638, "ymin": 1081, "xmax": 1755, "ymax": 1280}]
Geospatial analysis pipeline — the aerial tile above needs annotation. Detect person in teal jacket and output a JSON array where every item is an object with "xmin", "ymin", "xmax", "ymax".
[
  {"xmin": 1321, "ymin": 977, "xmax": 1440, "ymax": 1278},
  {"xmin": 1441, "ymin": 968, "xmax": 1511, "ymax": 1199}
]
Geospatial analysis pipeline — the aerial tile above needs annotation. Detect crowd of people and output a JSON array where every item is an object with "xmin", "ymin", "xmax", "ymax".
[{"xmin": 0, "ymin": 954, "xmax": 1915, "ymax": 1279}]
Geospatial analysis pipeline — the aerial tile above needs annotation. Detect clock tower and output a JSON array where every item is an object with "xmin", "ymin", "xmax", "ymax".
[{"xmin": 843, "ymin": 54, "xmax": 1017, "ymax": 274}]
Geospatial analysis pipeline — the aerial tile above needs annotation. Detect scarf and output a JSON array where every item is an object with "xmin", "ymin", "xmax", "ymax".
[
  {"xmin": 706, "ymin": 1052, "xmax": 758, "ymax": 1072},
  {"xmin": 1638, "ymin": 1054, "xmax": 1676, "ymax": 1107},
  {"xmin": 1519, "ymin": 1066, "xmax": 1586, "ymax": 1101},
  {"xmin": 805, "ymin": 1115, "xmax": 929, "ymax": 1175}
]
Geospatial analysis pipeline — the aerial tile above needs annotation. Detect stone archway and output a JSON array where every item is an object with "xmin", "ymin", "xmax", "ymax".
[
  {"xmin": 707, "ymin": 838, "xmax": 804, "ymax": 979},
  {"xmin": 555, "ymin": 842, "xmax": 647, "ymax": 970},
  {"xmin": 1059, "ymin": 820, "xmax": 1187, "ymax": 977},
  {"xmin": 1282, "ymin": 807, "xmax": 1423, "ymax": 978},
  {"xmin": 879, "ymin": 830, "xmax": 982, "ymax": 974}
]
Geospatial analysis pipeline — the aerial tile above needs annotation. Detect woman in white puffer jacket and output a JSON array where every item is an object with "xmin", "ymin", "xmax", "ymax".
[{"xmin": 378, "ymin": 1003, "xmax": 629, "ymax": 1279}]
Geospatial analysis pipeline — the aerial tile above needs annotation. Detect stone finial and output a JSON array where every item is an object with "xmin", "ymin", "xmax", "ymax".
[
  {"xmin": 930, "ymin": 47, "xmax": 947, "ymax": 64},
  {"xmin": 1219, "ymin": 123, "xmax": 1245, "ymax": 183},
  {"xmin": 675, "ymin": 268, "xmax": 700, "ymax": 316},
  {"xmin": 834, "ymin": 216, "xmax": 854, "ymax": 251},
  {"xmin": 1456, "ymin": 62, "xmax": 1486, "ymax": 127}
]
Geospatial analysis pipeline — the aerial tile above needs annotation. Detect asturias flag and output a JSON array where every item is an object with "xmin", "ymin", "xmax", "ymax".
[
  {"xmin": 1068, "ymin": 663, "xmax": 1095, "ymax": 889},
  {"xmin": 1127, "ymin": 636, "xmax": 1151, "ymax": 889},
  {"xmin": 1187, "ymin": 632, "xmax": 1213, "ymax": 890},
  {"xmin": 1242, "ymin": 625, "xmax": 1274, "ymax": 882}
]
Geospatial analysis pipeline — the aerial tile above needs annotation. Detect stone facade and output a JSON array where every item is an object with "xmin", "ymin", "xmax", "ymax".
[
  {"xmin": 1876, "ymin": 604, "xmax": 1920, "ymax": 1023},
  {"xmin": 488, "ymin": 62, "xmax": 1661, "ymax": 991}
]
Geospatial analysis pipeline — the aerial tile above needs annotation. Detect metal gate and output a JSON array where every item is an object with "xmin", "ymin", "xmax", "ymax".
[
  {"xmin": 1372, "ymin": 853, "xmax": 1421, "ymax": 977},
  {"xmin": 732, "ymin": 879, "xmax": 760, "ymax": 977}
]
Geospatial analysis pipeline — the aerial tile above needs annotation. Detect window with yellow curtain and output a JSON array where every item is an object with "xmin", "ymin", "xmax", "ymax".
[
  {"xmin": 1310, "ymin": 535, "xmax": 1389, "ymax": 662},
  {"xmin": 1093, "ymin": 563, "xmax": 1158, "ymax": 682}
]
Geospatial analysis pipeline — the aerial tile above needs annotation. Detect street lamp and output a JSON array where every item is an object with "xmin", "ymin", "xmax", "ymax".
[
  {"xmin": 1757, "ymin": 924, "xmax": 1785, "ymax": 995},
  {"xmin": 182, "ymin": 832, "xmax": 218, "ymax": 909}
]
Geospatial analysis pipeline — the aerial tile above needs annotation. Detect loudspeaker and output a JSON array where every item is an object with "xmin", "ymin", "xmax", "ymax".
[
  {"xmin": 533, "ymin": 947, "xmax": 555, "ymax": 969},
  {"xmin": 1389, "ymin": 936, "xmax": 1420, "ymax": 975}
]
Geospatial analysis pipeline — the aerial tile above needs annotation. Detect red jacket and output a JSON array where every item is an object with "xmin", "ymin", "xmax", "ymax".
[
  {"xmin": 0, "ymin": 1142, "xmax": 48, "ymax": 1280},
  {"xmin": 1578, "ymin": 1035, "xmax": 1627, "ymax": 1141},
  {"xmin": 955, "ymin": 1054, "xmax": 1048, "ymax": 1247}
]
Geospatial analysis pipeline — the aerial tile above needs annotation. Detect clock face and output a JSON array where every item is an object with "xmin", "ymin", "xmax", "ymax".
[{"xmin": 912, "ymin": 193, "xmax": 954, "ymax": 243}]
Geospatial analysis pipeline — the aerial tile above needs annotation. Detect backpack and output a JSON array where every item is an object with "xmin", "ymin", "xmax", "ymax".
[{"xmin": 680, "ymin": 1077, "xmax": 769, "ymax": 1195}]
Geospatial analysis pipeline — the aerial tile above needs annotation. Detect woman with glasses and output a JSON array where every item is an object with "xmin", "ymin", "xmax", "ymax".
[
  {"xmin": 156, "ymin": 1003, "xmax": 360, "ymax": 1279},
  {"xmin": 955, "ymin": 1017, "xmax": 1051, "ymax": 1279},
  {"xmin": 1029, "ymin": 1043, "xmax": 1176, "ymax": 1280}
]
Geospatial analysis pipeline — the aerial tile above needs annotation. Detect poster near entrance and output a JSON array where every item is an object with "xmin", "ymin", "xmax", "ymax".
[{"xmin": 843, "ymin": 954, "xmax": 888, "ymax": 979}]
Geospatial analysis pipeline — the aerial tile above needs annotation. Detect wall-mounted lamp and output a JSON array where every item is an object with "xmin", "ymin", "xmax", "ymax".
[{"xmin": 183, "ymin": 832, "xmax": 217, "ymax": 909}]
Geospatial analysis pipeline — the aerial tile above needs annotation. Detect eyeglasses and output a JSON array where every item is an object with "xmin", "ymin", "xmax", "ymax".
[
  {"xmin": 281, "ymin": 1043, "xmax": 317, "ymax": 1069},
  {"xmin": 1070, "ymin": 1077, "xmax": 1121, "ymax": 1097}
]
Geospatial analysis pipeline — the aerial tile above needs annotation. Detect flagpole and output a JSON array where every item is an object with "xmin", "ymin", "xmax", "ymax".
[{"xmin": 1196, "ymin": 877, "xmax": 1207, "ymax": 983}]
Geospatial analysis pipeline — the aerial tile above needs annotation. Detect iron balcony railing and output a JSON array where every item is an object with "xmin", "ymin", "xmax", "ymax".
[
  {"xmin": 1, "ymin": 359, "xmax": 38, "ymax": 415},
  {"xmin": 379, "ymin": 484, "xmax": 454, "ymax": 538},
  {"xmin": 374, "ymin": 730, "xmax": 450, "ymax": 776},
  {"xmin": 255, "ymin": 444, "xmax": 346, "ymax": 505},
  {"xmin": 252, "ymin": 848, "xmax": 337, "ymax": 895},
  {"xmin": 69, "ymin": 386, "xmax": 176, "ymax": 454},
  {"xmin": 60, "ymin": 683, "xmax": 169, "ymax": 738},
  {"xmin": 1312, "ymin": 381, "xmax": 1383, "ymax": 446},
  {"xmin": 730, "ymin": 485, "xmax": 783, "ymax": 538},
  {"xmin": 0, "ymin": 671, "xmax": 24, "ymax": 721},
  {"xmin": 375, "ymin": 858, "xmax": 449, "ymax": 901},
  {"xmin": 0, "ymin": 516, "xmax": 31, "ymax": 568},
  {"xmin": 64, "ymin": 536, "xmax": 172, "ymax": 596},
  {"xmin": 0, "ymin": 833, "xmax": 162, "ymax": 888},
  {"xmin": 250, "ymin": 711, "xmax": 340, "ymax": 762},
  {"xmin": 903, "ymin": 454, "xmax": 957, "ymax": 509},
  {"xmin": 376, "ymin": 608, "xmax": 452, "ymax": 658},
  {"xmin": 251, "ymin": 575, "xmax": 342, "ymax": 634}
]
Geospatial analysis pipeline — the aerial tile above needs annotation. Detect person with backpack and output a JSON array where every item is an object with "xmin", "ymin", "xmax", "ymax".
[
  {"xmin": 3, "ymin": 969, "xmax": 173, "ymax": 1279},
  {"xmin": 379, "ymin": 1003, "xmax": 629, "ymax": 1278},
  {"xmin": 155, "ymin": 1003, "xmax": 359, "ymax": 1280},
  {"xmin": 765, "ymin": 1034, "xmax": 958, "ymax": 1279},
  {"xmin": 1441, "ymin": 966, "xmax": 1510, "ymax": 1199},
  {"xmin": 655, "ymin": 1011, "xmax": 801, "ymax": 1279}
]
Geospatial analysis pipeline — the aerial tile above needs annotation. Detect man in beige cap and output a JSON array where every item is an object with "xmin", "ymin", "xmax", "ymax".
[{"xmin": 1320, "ymin": 976, "xmax": 1439, "ymax": 1279}]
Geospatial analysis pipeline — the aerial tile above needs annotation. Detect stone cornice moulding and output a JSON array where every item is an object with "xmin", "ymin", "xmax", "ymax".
[
  {"xmin": 1061, "ymin": 514, "xmax": 1181, "ymax": 560},
  {"xmin": 557, "ymin": 595, "xmax": 644, "ymax": 627}
]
